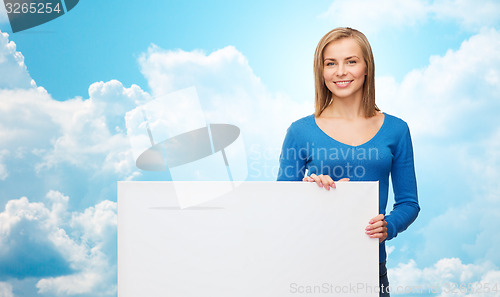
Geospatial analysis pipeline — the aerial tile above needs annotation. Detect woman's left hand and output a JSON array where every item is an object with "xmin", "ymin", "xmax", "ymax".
[{"xmin": 365, "ymin": 214, "xmax": 388, "ymax": 243}]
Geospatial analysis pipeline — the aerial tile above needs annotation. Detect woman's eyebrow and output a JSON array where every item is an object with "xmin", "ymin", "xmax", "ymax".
[{"xmin": 324, "ymin": 56, "xmax": 359, "ymax": 61}]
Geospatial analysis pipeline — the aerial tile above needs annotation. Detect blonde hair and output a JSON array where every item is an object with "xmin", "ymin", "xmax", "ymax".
[{"xmin": 314, "ymin": 27, "xmax": 379, "ymax": 117}]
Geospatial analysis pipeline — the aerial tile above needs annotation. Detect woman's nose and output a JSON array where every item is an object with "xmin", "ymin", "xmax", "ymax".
[{"xmin": 336, "ymin": 64, "xmax": 347, "ymax": 76}]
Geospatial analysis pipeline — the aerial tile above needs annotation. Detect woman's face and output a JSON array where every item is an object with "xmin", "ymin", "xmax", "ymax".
[{"xmin": 322, "ymin": 37, "xmax": 367, "ymax": 102}]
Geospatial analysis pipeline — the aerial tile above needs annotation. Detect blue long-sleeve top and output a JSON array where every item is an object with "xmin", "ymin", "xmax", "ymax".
[{"xmin": 277, "ymin": 113, "xmax": 420, "ymax": 263}]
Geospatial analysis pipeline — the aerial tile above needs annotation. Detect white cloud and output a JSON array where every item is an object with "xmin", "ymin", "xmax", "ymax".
[
  {"xmin": 465, "ymin": 126, "xmax": 500, "ymax": 202},
  {"xmin": 377, "ymin": 28, "xmax": 500, "ymax": 138},
  {"xmin": 0, "ymin": 197, "xmax": 50, "ymax": 253},
  {"xmin": 0, "ymin": 30, "xmax": 150, "ymax": 182},
  {"xmin": 389, "ymin": 258, "xmax": 500, "ymax": 296},
  {"xmin": 386, "ymin": 245, "xmax": 396, "ymax": 256},
  {"xmin": 0, "ymin": 87, "xmax": 53, "ymax": 146},
  {"xmin": 0, "ymin": 80, "xmax": 145, "ymax": 180},
  {"xmin": 70, "ymin": 200, "xmax": 117, "ymax": 245},
  {"xmin": 375, "ymin": 27, "xmax": 500, "ymax": 202},
  {"xmin": 375, "ymin": 29, "xmax": 500, "ymax": 269},
  {"xmin": 0, "ymin": 4, "xmax": 7, "ymax": 24},
  {"xmin": 35, "ymin": 80, "xmax": 149, "ymax": 176},
  {"xmin": 321, "ymin": 0, "xmax": 429, "ymax": 33},
  {"xmin": 88, "ymin": 80, "xmax": 151, "ymax": 132},
  {"xmin": 36, "ymin": 198, "xmax": 117, "ymax": 296},
  {"xmin": 0, "ymin": 192, "xmax": 117, "ymax": 296},
  {"xmin": 0, "ymin": 31, "xmax": 35, "ymax": 89},
  {"xmin": 0, "ymin": 194, "xmax": 72, "ymax": 277},
  {"xmin": 363, "ymin": 31, "xmax": 500, "ymax": 274},
  {"xmin": 431, "ymin": 0, "xmax": 500, "ymax": 30},
  {"xmin": 36, "ymin": 271, "xmax": 114, "ymax": 296},
  {"xmin": 139, "ymin": 45, "xmax": 263, "ymax": 98},
  {"xmin": 414, "ymin": 200, "xmax": 500, "ymax": 270},
  {"xmin": 321, "ymin": 0, "xmax": 500, "ymax": 33},
  {"xmin": 0, "ymin": 149, "xmax": 8, "ymax": 180},
  {"xmin": 0, "ymin": 282, "xmax": 14, "ymax": 297}
]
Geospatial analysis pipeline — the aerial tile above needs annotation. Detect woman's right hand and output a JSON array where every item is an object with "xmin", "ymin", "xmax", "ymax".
[{"xmin": 302, "ymin": 174, "xmax": 349, "ymax": 190}]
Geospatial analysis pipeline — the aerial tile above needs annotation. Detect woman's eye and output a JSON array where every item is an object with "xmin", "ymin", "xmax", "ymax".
[
  {"xmin": 347, "ymin": 60, "xmax": 356, "ymax": 64},
  {"xmin": 326, "ymin": 62, "xmax": 336, "ymax": 66}
]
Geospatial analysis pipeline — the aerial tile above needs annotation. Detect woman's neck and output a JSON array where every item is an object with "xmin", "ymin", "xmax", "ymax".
[{"xmin": 321, "ymin": 96, "xmax": 364, "ymax": 119}]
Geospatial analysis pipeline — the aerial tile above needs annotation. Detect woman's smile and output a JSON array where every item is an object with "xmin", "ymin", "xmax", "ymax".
[{"xmin": 333, "ymin": 80, "xmax": 353, "ymax": 88}]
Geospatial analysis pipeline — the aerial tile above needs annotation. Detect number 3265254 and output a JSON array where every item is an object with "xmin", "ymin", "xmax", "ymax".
[{"xmin": 5, "ymin": 2, "xmax": 62, "ymax": 14}]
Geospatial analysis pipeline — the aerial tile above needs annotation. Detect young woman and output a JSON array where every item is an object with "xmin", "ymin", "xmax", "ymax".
[{"xmin": 277, "ymin": 27, "xmax": 420, "ymax": 296}]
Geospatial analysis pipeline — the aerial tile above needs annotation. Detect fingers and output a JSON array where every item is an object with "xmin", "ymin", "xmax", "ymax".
[
  {"xmin": 319, "ymin": 174, "xmax": 335, "ymax": 190},
  {"xmin": 365, "ymin": 225, "xmax": 388, "ymax": 242},
  {"xmin": 365, "ymin": 222, "xmax": 387, "ymax": 233},
  {"xmin": 366, "ymin": 226, "xmax": 386, "ymax": 234},
  {"xmin": 302, "ymin": 176, "xmax": 314, "ymax": 182},
  {"xmin": 302, "ymin": 175, "xmax": 350, "ymax": 190},
  {"xmin": 366, "ymin": 214, "xmax": 388, "ymax": 243},
  {"xmin": 369, "ymin": 214, "xmax": 385, "ymax": 224},
  {"xmin": 307, "ymin": 174, "xmax": 334, "ymax": 190},
  {"xmin": 367, "ymin": 220, "xmax": 387, "ymax": 229}
]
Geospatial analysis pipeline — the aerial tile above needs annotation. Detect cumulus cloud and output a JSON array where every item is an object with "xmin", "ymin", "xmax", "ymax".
[
  {"xmin": 0, "ymin": 31, "xmax": 35, "ymax": 89},
  {"xmin": 0, "ymin": 192, "xmax": 117, "ymax": 296},
  {"xmin": 0, "ymin": 6, "xmax": 8, "ymax": 26},
  {"xmin": 0, "ymin": 282, "xmax": 14, "ymax": 297},
  {"xmin": 33, "ymin": 79, "xmax": 149, "ymax": 177},
  {"xmin": 413, "ymin": 126, "xmax": 500, "ymax": 265},
  {"xmin": 0, "ymin": 30, "xmax": 151, "ymax": 183},
  {"xmin": 375, "ymin": 29, "xmax": 500, "ymax": 268},
  {"xmin": 36, "ymin": 199, "xmax": 117, "ymax": 296},
  {"xmin": 412, "ymin": 199, "xmax": 500, "ymax": 272},
  {"xmin": 139, "ymin": 45, "xmax": 311, "ymax": 180},
  {"xmin": 0, "ymin": 195, "xmax": 73, "ymax": 279},
  {"xmin": 0, "ymin": 82, "xmax": 143, "ymax": 185},
  {"xmin": 465, "ymin": 126, "xmax": 500, "ymax": 202},
  {"xmin": 375, "ymin": 27, "xmax": 500, "ymax": 199},
  {"xmin": 389, "ymin": 258, "xmax": 500, "ymax": 296},
  {"xmin": 377, "ymin": 28, "xmax": 500, "ymax": 139},
  {"xmin": 321, "ymin": 0, "xmax": 500, "ymax": 33},
  {"xmin": 431, "ymin": 0, "xmax": 500, "ymax": 30},
  {"xmin": 386, "ymin": 245, "xmax": 396, "ymax": 256},
  {"xmin": 0, "ymin": 31, "xmax": 141, "ymax": 295},
  {"xmin": 320, "ymin": 0, "xmax": 429, "ymax": 33},
  {"xmin": 0, "ymin": 80, "xmax": 146, "ymax": 181},
  {"xmin": 0, "ymin": 149, "xmax": 8, "ymax": 180}
]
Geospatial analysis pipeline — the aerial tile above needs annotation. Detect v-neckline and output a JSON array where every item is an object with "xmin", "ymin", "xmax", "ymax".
[{"xmin": 312, "ymin": 112, "xmax": 387, "ymax": 148}]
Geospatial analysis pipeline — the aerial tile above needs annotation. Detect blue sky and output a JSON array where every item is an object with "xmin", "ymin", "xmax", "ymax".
[{"xmin": 1, "ymin": 0, "xmax": 500, "ymax": 296}]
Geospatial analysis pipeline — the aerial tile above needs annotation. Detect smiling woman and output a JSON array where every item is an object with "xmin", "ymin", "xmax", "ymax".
[{"xmin": 277, "ymin": 27, "xmax": 420, "ymax": 297}]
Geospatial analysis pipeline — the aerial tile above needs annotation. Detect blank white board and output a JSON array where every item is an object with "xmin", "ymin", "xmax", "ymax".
[{"xmin": 118, "ymin": 181, "xmax": 379, "ymax": 297}]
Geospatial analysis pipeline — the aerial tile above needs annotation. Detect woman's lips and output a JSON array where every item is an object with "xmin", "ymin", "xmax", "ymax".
[{"xmin": 334, "ymin": 80, "xmax": 353, "ymax": 88}]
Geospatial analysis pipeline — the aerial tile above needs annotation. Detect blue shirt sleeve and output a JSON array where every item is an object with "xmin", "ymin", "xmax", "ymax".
[
  {"xmin": 277, "ymin": 123, "xmax": 307, "ymax": 181},
  {"xmin": 385, "ymin": 123, "xmax": 420, "ymax": 241}
]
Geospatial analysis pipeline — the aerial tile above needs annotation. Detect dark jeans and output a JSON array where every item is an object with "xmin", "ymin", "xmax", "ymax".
[{"xmin": 380, "ymin": 262, "xmax": 390, "ymax": 297}]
